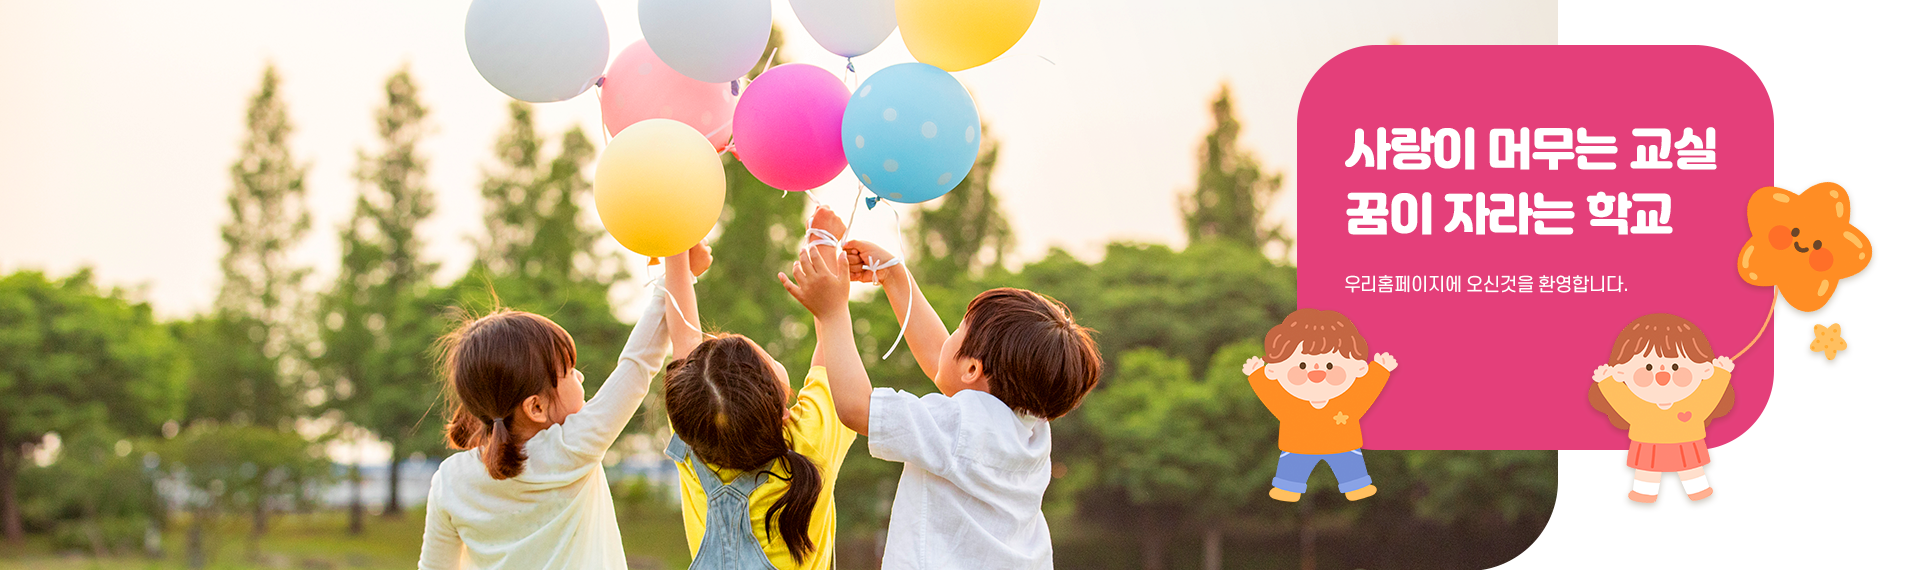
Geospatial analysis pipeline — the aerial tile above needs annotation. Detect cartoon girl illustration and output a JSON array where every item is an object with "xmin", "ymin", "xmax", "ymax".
[{"xmin": 1589, "ymin": 313, "xmax": 1737, "ymax": 503}]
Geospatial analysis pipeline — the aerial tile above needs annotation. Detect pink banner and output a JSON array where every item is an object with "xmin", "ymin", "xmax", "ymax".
[{"xmin": 1297, "ymin": 45, "xmax": 1774, "ymax": 450}]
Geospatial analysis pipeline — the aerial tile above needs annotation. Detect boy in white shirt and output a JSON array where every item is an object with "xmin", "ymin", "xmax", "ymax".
[{"xmin": 778, "ymin": 224, "xmax": 1102, "ymax": 570}]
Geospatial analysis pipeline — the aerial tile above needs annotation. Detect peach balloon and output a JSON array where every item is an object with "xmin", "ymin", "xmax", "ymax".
[{"xmin": 600, "ymin": 39, "xmax": 736, "ymax": 151}]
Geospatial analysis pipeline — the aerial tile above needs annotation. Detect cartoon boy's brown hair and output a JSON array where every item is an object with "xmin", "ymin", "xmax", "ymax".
[
  {"xmin": 957, "ymin": 288, "xmax": 1102, "ymax": 420},
  {"xmin": 1263, "ymin": 309, "xmax": 1369, "ymax": 363},
  {"xmin": 1605, "ymin": 313, "xmax": 1715, "ymax": 366}
]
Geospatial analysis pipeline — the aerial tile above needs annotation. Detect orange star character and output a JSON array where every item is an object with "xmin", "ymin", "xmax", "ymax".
[{"xmin": 1736, "ymin": 183, "xmax": 1873, "ymax": 311}]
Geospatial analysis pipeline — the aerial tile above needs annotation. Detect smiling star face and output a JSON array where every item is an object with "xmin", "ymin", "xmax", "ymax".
[{"xmin": 1736, "ymin": 183, "xmax": 1872, "ymax": 312}]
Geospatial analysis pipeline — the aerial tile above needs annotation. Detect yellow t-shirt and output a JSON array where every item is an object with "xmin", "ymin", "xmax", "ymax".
[
  {"xmin": 673, "ymin": 366, "xmax": 857, "ymax": 570},
  {"xmin": 1597, "ymin": 367, "xmax": 1732, "ymax": 444}
]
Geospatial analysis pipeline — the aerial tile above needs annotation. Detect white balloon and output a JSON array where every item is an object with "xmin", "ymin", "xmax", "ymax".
[
  {"xmin": 637, "ymin": 0, "xmax": 772, "ymax": 84},
  {"xmin": 790, "ymin": 0, "xmax": 898, "ymax": 59},
  {"xmin": 464, "ymin": 0, "xmax": 610, "ymax": 102}
]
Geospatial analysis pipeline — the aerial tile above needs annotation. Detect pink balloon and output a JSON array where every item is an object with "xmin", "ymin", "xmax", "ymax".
[
  {"xmin": 732, "ymin": 64, "xmax": 851, "ymax": 191},
  {"xmin": 601, "ymin": 39, "xmax": 735, "ymax": 151}
]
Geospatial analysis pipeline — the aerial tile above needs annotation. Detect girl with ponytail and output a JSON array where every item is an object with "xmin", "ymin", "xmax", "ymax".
[
  {"xmin": 660, "ymin": 207, "xmax": 858, "ymax": 570},
  {"xmin": 416, "ymin": 246, "xmax": 707, "ymax": 570}
]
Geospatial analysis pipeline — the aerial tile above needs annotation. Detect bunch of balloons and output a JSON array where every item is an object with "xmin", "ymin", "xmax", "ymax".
[{"xmin": 463, "ymin": 0, "xmax": 1042, "ymax": 258}]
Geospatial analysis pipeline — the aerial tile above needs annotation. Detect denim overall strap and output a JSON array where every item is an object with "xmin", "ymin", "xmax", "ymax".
[{"xmin": 668, "ymin": 435, "xmax": 780, "ymax": 570}]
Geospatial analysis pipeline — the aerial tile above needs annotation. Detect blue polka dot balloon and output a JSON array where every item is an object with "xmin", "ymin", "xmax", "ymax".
[{"xmin": 842, "ymin": 63, "xmax": 980, "ymax": 204}]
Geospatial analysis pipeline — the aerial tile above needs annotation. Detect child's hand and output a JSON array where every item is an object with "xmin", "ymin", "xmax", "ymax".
[
  {"xmin": 807, "ymin": 206, "xmax": 847, "ymax": 252},
  {"xmin": 842, "ymin": 239, "xmax": 902, "ymax": 285},
  {"xmin": 1374, "ymin": 352, "xmax": 1398, "ymax": 372},
  {"xmin": 1713, "ymin": 356, "xmax": 1736, "ymax": 373},
  {"xmin": 688, "ymin": 242, "xmax": 712, "ymax": 277},
  {"xmin": 1592, "ymin": 365, "xmax": 1616, "ymax": 383},
  {"xmin": 1242, "ymin": 356, "xmax": 1265, "ymax": 376},
  {"xmin": 779, "ymin": 244, "xmax": 851, "ymax": 318},
  {"xmin": 665, "ymin": 243, "xmax": 711, "ymax": 277}
]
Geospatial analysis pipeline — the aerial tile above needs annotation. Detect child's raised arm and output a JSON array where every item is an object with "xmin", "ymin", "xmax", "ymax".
[
  {"xmin": 842, "ymin": 239, "xmax": 949, "ymax": 382},
  {"xmin": 665, "ymin": 244, "xmax": 710, "ymax": 361},
  {"xmin": 780, "ymin": 245, "xmax": 875, "ymax": 435}
]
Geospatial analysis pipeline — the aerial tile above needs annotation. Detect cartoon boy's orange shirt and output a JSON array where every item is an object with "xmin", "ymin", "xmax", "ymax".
[{"xmin": 1247, "ymin": 362, "xmax": 1391, "ymax": 454}]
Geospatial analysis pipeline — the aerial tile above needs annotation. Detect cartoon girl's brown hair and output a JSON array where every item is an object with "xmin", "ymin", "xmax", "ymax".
[
  {"xmin": 662, "ymin": 334, "xmax": 822, "ymax": 559},
  {"xmin": 1588, "ymin": 313, "xmax": 1735, "ymax": 429},
  {"xmin": 1264, "ymin": 309, "xmax": 1369, "ymax": 363},
  {"xmin": 1606, "ymin": 313, "xmax": 1715, "ymax": 366},
  {"xmin": 439, "ymin": 310, "xmax": 577, "ymax": 480}
]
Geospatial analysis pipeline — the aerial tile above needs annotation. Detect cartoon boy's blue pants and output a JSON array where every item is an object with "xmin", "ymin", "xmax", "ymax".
[{"xmin": 1272, "ymin": 449, "xmax": 1372, "ymax": 493}]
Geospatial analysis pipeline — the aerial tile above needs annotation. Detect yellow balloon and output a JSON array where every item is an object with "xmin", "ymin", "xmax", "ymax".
[
  {"xmin": 895, "ymin": 0, "xmax": 1040, "ymax": 72},
  {"xmin": 593, "ymin": 119, "xmax": 725, "ymax": 258}
]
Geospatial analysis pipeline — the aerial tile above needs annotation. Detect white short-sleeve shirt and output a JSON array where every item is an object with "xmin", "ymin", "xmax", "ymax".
[{"xmin": 868, "ymin": 388, "xmax": 1055, "ymax": 569}]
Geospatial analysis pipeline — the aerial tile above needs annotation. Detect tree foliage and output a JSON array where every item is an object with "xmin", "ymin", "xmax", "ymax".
[
  {"xmin": 206, "ymin": 64, "xmax": 314, "ymax": 427},
  {"xmin": 315, "ymin": 66, "xmax": 445, "ymax": 525},
  {"xmin": 0, "ymin": 269, "xmax": 186, "ymax": 543},
  {"xmin": 1181, "ymin": 84, "xmax": 1288, "ymax": 257}
]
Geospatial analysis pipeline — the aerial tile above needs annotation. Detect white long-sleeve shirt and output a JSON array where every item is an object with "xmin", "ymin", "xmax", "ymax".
[
  {"xmin": 867, "ymin": 388, "xmax": 1055, "ymax": 569},
  {"xmin": 417, "ymin": 282, "xmax": 671, "ymax": 570}
]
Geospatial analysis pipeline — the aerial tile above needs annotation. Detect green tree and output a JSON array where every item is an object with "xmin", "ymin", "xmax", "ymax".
[
  {"xmin": 1076, "ymin": 342, "xmax": 1277, "ymax": 570},
  {"xmin": 1405, "ymin": 451, "xmax": 1566, "ymax": 564},
  {"xmin": 909, "ymin": 125, "xmax": 1012, "ymax": 285},
  {"xmin": 16, "ymin": 429, "xmax": 161, "ymax": 557},
  {"xmin": 1018, "ymin": 241, "xmax": 1296, "ymax": 371},
  {"xmin": 0, "ymin": 269, "xmax": 186, "ymax": 544},
  {"xmin": 206, "ymin": 64, "xmax": 313, "ymax": 427},
  {"xmin": 1011, "ymin": 241, "xmax": 1292, "ymax": 569},
  {"xmin": 1181, "ymin": 84, "xmax": 1288, "ymax": 257},
  {"xmin": 169, "ymin": 62, "xmax": 325, "ymax": 554},
  {"xmin": 316, "ymin": 67, "xmax": 442, "ymax": 533}
]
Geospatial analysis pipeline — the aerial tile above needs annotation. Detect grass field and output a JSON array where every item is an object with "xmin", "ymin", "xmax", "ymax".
[{"xmin": 0, "ymin": 508, "xmax": 695, "ymax": 570}]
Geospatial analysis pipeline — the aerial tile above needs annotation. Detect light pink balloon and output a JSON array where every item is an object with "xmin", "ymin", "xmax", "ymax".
[
  {"xmin": 732, "ymin": 63, "xmax": 850, "ymax": 192},
  {"xmin": 600, "ymin": 39, "xmax": 735, "ymax": 151}
]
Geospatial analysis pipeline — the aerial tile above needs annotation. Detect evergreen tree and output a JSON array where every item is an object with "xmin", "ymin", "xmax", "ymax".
[
  {"xmin": 316, "ymin": 67, "xmax": 442, "ymax": 533},
  {"xmin": 205, "ymin": 64, "xmax": 313, "ymax": 427},
  {"xmin": 1181, "ymin": 84, "xmax": 1288, "ymax": 258}
]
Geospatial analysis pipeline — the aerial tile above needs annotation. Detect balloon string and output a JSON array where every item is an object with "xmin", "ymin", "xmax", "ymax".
[
  {"xmin": 874, "ymin": 198, "xmax": 913, "ymax": 360},
  {"xmin": 793, "ymin": 187, "xmax": 909, "ymax": 360},
  {"xmin": 1743, "ymin": 284, "xmax": 1781, "ymax": 358},
  {"xmin": 642, "ymin": 257, "xmax": 716, "ymax": 342},
  {"xmin": 594, "ymin": 80, "xmax": 611, "ymax": 146},
  {"xmin": 845, "ymin": 183, "xmax": 863, "ymax": 234}
]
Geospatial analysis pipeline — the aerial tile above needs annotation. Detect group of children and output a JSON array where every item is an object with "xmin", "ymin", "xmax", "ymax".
[{"xmin": 418, "ymin": 206, "xmax": 1101, "ymax": 569}]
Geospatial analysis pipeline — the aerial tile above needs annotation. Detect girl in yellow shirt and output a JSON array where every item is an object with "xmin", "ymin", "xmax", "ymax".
[{"xmin": 656, "ymin": 209, "xmax": 857, "ymax": 570}]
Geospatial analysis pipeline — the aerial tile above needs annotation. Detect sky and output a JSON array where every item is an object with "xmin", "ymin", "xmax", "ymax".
[{"xmin": 0, "ymin": 0, "xmax": 1553, "ymax": 319}]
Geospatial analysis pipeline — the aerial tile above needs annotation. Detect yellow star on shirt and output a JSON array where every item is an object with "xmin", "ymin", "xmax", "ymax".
[{"xmin": 1333, "ymin": 411, "xmax": 1349, "ymax": 425}]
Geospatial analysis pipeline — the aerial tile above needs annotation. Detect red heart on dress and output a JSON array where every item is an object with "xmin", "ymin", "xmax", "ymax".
[{"xmin": 1677, "ymin": 411, "xmax": 1693, "ymax": 422}]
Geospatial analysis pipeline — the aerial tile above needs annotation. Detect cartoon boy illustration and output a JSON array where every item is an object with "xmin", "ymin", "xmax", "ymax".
[
  {"xmin": 1590, "ymin": 313, "xmax": 1737, "ymax": 503},
  {"xmin": 1242, "ymin": 309, "xmax": 1397, "ymax": 502}
]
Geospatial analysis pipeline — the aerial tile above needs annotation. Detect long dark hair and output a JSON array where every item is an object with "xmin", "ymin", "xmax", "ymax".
[
  {"xmin": 439, "ymin": 310, "xmax": 576, "ymax": 480},
  {"xmin": 662, "ymin": 334, "xmax": 821, "ymax": 559}
]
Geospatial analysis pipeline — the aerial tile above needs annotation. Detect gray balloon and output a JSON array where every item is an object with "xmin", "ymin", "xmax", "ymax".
[
  {"xmin": 465, "ymin": 0, "xmax": 610, "ymax": 102},
  {"xmin": 637, "ymin": 0, "xmax": 772, "ymax": 84}
]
